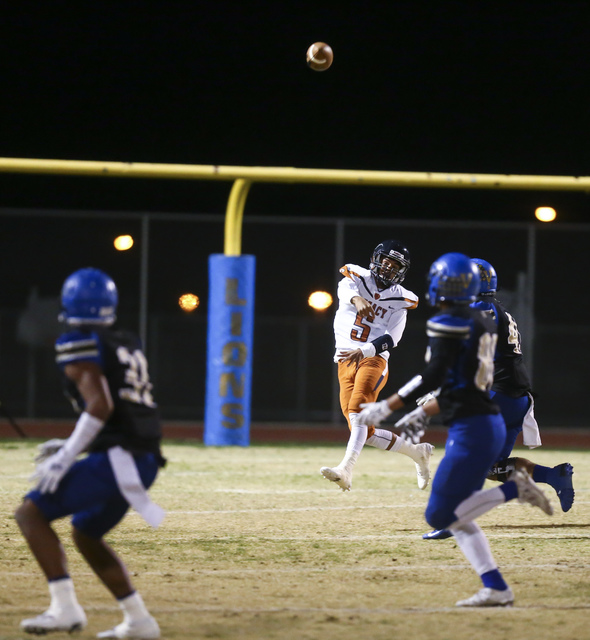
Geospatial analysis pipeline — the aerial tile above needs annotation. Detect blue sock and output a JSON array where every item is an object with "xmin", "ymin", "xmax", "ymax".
[
  {"xmin": 532, "ymin": 465, "xmax": 551, "ymax": 483},
  {"xmin": 481, "ymin": 569, "xmax": 509, "ymax": 591},
  {"xmin": 499, "ymin": 481, "xmax": 518, "ymax": 501}
]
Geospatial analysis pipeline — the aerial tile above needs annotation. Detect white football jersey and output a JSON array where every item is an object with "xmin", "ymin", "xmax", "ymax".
[{"xmin": 333, "ymin": 264, "xmax": 419, "ymax": 362}]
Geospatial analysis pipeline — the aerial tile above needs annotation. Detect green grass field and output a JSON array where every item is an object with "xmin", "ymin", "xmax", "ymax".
[{"xmin": 1, "ymin": 439, "xmax": 588, "ymax": 640}]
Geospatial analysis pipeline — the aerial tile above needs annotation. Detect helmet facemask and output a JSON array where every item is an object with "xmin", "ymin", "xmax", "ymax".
[{"xmin": 370, "ymin": 251, "xmax": 409, "ymax": 288}]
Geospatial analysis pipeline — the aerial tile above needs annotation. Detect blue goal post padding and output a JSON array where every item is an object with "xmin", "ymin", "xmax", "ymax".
[{"xmin": 204, "ymin": 254, "xmax": 256, "ymax": 446}]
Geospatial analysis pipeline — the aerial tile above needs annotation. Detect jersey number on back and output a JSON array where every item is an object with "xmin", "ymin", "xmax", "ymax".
[
  {"xmin": 116, "ymin": 346, "xmax": 156, "ymax": 408},
  {"xmin": 505, "ymin": 312, "xmax": 522, "ymax": 354},
  {"xmin": 475, "ymin": 332, "xmax": 498, "ymax": 391}
]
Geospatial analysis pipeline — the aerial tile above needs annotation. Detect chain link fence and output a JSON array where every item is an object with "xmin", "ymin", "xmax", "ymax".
[{"xmin": 0, "ymin": 209, "xmax": 586, "ymax": 427}]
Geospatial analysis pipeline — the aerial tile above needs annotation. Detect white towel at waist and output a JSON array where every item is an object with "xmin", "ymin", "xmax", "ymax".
[
  {"xmin": 107, "ymin": 446, "xmax": 165, "ymax": 528},
  {"xmin": 522, "ymin": 393, "xmax": 542, "ymax": 449}
]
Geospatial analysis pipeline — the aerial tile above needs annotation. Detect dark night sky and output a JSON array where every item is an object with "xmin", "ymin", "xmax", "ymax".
[{"xmin": 1, "ymin": 2, "xmax": 589, "ymax": 222}]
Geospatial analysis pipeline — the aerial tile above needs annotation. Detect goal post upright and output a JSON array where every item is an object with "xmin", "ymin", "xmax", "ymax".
[{"xmin": 204, "ymin": 179, "xmax": 255, "ymax": 446}]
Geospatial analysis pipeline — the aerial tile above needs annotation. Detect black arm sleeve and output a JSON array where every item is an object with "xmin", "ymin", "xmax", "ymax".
[
  {"xmin": 370, "ymin": 333, "xmax": 394, "ymax": 354},
  {"xmin": 400, "ymin": 338, "xmax": 460, "ymax": 404}
]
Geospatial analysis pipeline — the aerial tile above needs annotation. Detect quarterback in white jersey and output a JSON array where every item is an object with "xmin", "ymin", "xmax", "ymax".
[
  {"xmin": 333, "ymin": 262, "xmax": 418, "ymax": 363},
  {"xmin": 320, "ymin": 240, "xmax": 434, "ymax": 493}
]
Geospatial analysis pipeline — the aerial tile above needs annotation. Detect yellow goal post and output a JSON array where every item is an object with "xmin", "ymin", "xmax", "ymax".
[{"xmin": 1, "ymin": 157, "xmax": 589, "ymax": 256}]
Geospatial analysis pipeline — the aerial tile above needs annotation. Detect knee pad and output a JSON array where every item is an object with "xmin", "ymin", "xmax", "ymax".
[{"xmin": 487, "ymin": 457, "xmax": 517, "ymax": 482}]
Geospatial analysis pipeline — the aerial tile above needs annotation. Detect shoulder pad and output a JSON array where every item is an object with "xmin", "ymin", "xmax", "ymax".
[
  {"xmin": 55, "ymin": 329, "xmax": 100, "ymax": 366},
  {"xmin": 427, "ymin": 313, "xmax": 470, "ymax": 339},
  {"xmin": 397, "ymin": 285, "xmax": 419, "ymax": 309},
  {"xmin": 340, "ymin": 264, "xmax": 368, "ymax": 280}
]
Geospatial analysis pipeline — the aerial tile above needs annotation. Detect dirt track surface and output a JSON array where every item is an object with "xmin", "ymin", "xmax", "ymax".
[{"xmin": 2, "ymin": 420, "xmax": 589, "ymax": 448}]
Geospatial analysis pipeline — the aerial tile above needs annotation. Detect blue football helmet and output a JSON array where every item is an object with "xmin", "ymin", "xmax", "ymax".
[
  {"xmin": 471, "ymin": 258, "xmax": 497, "ymax": 296},
  {"xmin": 426, "ymin": 252, "xmax": 480, "ymax": 306},
  {"xmin": 60, "ymin": 268, "xmax": 118, "ymax": 326}
]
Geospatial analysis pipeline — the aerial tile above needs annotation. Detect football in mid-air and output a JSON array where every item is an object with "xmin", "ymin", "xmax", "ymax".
[{"xmin": 306, "ymin": 42, "xmax": 333, "ymax": 71}]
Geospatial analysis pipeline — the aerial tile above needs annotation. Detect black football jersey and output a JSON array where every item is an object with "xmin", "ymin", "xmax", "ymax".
[
  {"xmin": 400, "ymin": 305, "xmax": 500, "ymax": 424},
  {"xmin": 55, "ymin": 327, "xmax": 162, "ymax": 456},
  {"xmin": 472, "ymin": 298, "xmax": 532, "ymax": 397}
]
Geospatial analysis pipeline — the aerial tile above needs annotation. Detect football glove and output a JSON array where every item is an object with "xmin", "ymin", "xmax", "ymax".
[
  {"xmin": 394, "ymin": 406, "xmax": 430, "ymax": 444},
  {"xmin": 31, "ymin": 448, "xmax": 76, "ymax": 494},
  {"xmin": 34, "ymin": 438, "xmax": 68, "ymax": 464},
  {"xmin": 358, "ymin": 400, "xmax": 392, "ymax": 427},
  {"xmin": 416, "ymin": 392, "xmax": 437, "ymax": 407}
]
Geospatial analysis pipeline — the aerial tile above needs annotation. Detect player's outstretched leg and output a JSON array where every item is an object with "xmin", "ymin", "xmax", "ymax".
[
  {"xmin": 14, "ymin": 501, "xmax": 87, "ymax": 635},
  {"xmin": 320, "ymin": 418, "xmax": 366, "ymax": 491},
  {"xmin": 73, "ymin": 530, "xmax": 160, "ymax": 639},
  {"xmin": 414, "ymin": 443, "xmax": 435, "ymax": 490}
]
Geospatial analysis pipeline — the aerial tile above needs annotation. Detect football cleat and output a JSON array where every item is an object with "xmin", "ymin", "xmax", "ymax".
[
  {"xmin": 547, "ymin": 463, "xmax": 575, "ymax": 512},
  {"xmin": 422, "ymin": 529, "xmax": 453, "ymax": 540},
  {"xmin": 509, "ymin": 469, "xmax": 553, "ymax": 515},
  {"xmin": 414, "ymin": 443, "xmax": 434, "ymax": 490},
  {"xmin": 97, "ymin": 615, "xmax": 160, "ymax": 639},
  {"xmin": 320, "ymin": 466, "xmax": 352, "ymax": 491},
  {"xmin": 21, "ymin": 605, "xmax": 87, "ymax": 634},
  {"xmin": 456, "ymin": 587, "xmax": 514, "ymax": 607}
]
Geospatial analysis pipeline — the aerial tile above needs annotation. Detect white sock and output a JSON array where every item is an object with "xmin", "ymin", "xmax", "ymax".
[
  {"xmin": 338, "ymin": 414, "xmax": 367, "ymax": 470},
  {"xmin": 48, "ymin": 577, "xmax": 80, "ymax": 612},
  {"xmin": 449, "ymin": 521, "xmax": 498, "ymax": 575},
  {"xmin": 390, "ymin": 435, "xmax": 421, "ymax": 461},
  {"xmin": 119, "ymin": 592, "xmax": 150, "ymax": 622},
  {"xmin": 452, "ymin": 486, "xmax": 507, "ymax": 526},
  {"xmin": 365, "ymin": 429, "xmax": 394, "ymax": 450}
]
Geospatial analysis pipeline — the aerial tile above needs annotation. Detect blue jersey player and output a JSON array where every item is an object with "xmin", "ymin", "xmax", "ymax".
[
  {"xmin": 358, "ymin": 253, "xmax": 553, "ymax": 607},
  {"xmin": 472, "ymin": 258, "xmax": 574, "ymax": 508},
  {"xmin": 15, "ymin": 268, "xmax": 164, "ymax": 638},
  {"xmin": 421, "ymin": 258, "xmax": 575, "ymax": 540}
]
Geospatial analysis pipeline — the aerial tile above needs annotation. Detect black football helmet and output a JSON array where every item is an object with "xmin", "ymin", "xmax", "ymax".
[{"xmin": 370, "ymin": 240, "xmax": 411, "ymax": 288}]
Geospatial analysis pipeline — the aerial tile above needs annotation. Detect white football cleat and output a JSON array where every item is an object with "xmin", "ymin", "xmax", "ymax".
[
  {"xmin": 320, "ymin": 466, "xmax": 352, "ymax": 491},
  {"xmin": 456, "ymin": 586, "xmax": 514, "ymax": 607},
  {"xmin": 21, "ymin": 605, "xmax": 87, "ymax": 634},
  {"xmin": 509, "ymin": 469, "xmax": 554, "ymax": 516},
  {"xmin": 97, "ymin": 615, "xmax": 160, "ymax": 639},
  {"xmin": 414, "ymin": 443, "xmax": 434, "ymax": 490}
]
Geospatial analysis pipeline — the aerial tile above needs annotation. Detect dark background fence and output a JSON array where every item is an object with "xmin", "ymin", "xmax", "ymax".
[{"xmin": 0, "ymin": 209, "xmax": 586, "ymax": 427}]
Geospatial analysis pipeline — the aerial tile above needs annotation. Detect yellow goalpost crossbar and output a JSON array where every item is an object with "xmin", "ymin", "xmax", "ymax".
[{"xmin": 1, "ymin": 156, "xmax": 589, "ymax": 255}]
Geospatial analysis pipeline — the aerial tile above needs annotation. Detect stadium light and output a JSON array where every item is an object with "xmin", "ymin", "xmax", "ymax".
[
  {"xmin": 178, "ymin": 293, "xmax": 200, "ymax": 312},
  {"xmin": 114, "ymin": 234, "xmax": 134, "ymax": 250},
  {"xmin": 535, "ymin": 206, "xmax": 556, "ymax": 222},
  {"xmin": 308, "ymin": 291, "xmax": 333, "ymax": 310}
]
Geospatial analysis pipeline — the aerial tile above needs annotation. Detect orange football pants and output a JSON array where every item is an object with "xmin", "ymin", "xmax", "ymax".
[{"xmin": 338, "ymin": 355, "xmax": 389, "ymax": 438}]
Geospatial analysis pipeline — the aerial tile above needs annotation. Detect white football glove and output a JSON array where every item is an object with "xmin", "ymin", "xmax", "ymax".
[
  {"xmin": 358, "ymin": 400, "xmax": 392, "ymax": 427},
  {"xmin": 34, "ymin": 438, "xmax": 68, "ymax": 464},
  {"xmin": 31, "ymin": 448, "xmax": 76, "ymax": 494},
  {"xmin": 394, "ymin": 406, "xmax": 430, "ymax": 444},
  {"xmin": 416, "ymin": 392, "xmax": 437, "ymax": 407}
]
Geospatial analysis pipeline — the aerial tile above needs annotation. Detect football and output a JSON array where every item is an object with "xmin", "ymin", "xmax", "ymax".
[{"xmin": 306, "ymin": 42, "xmax": 333, "ymax": 71}]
